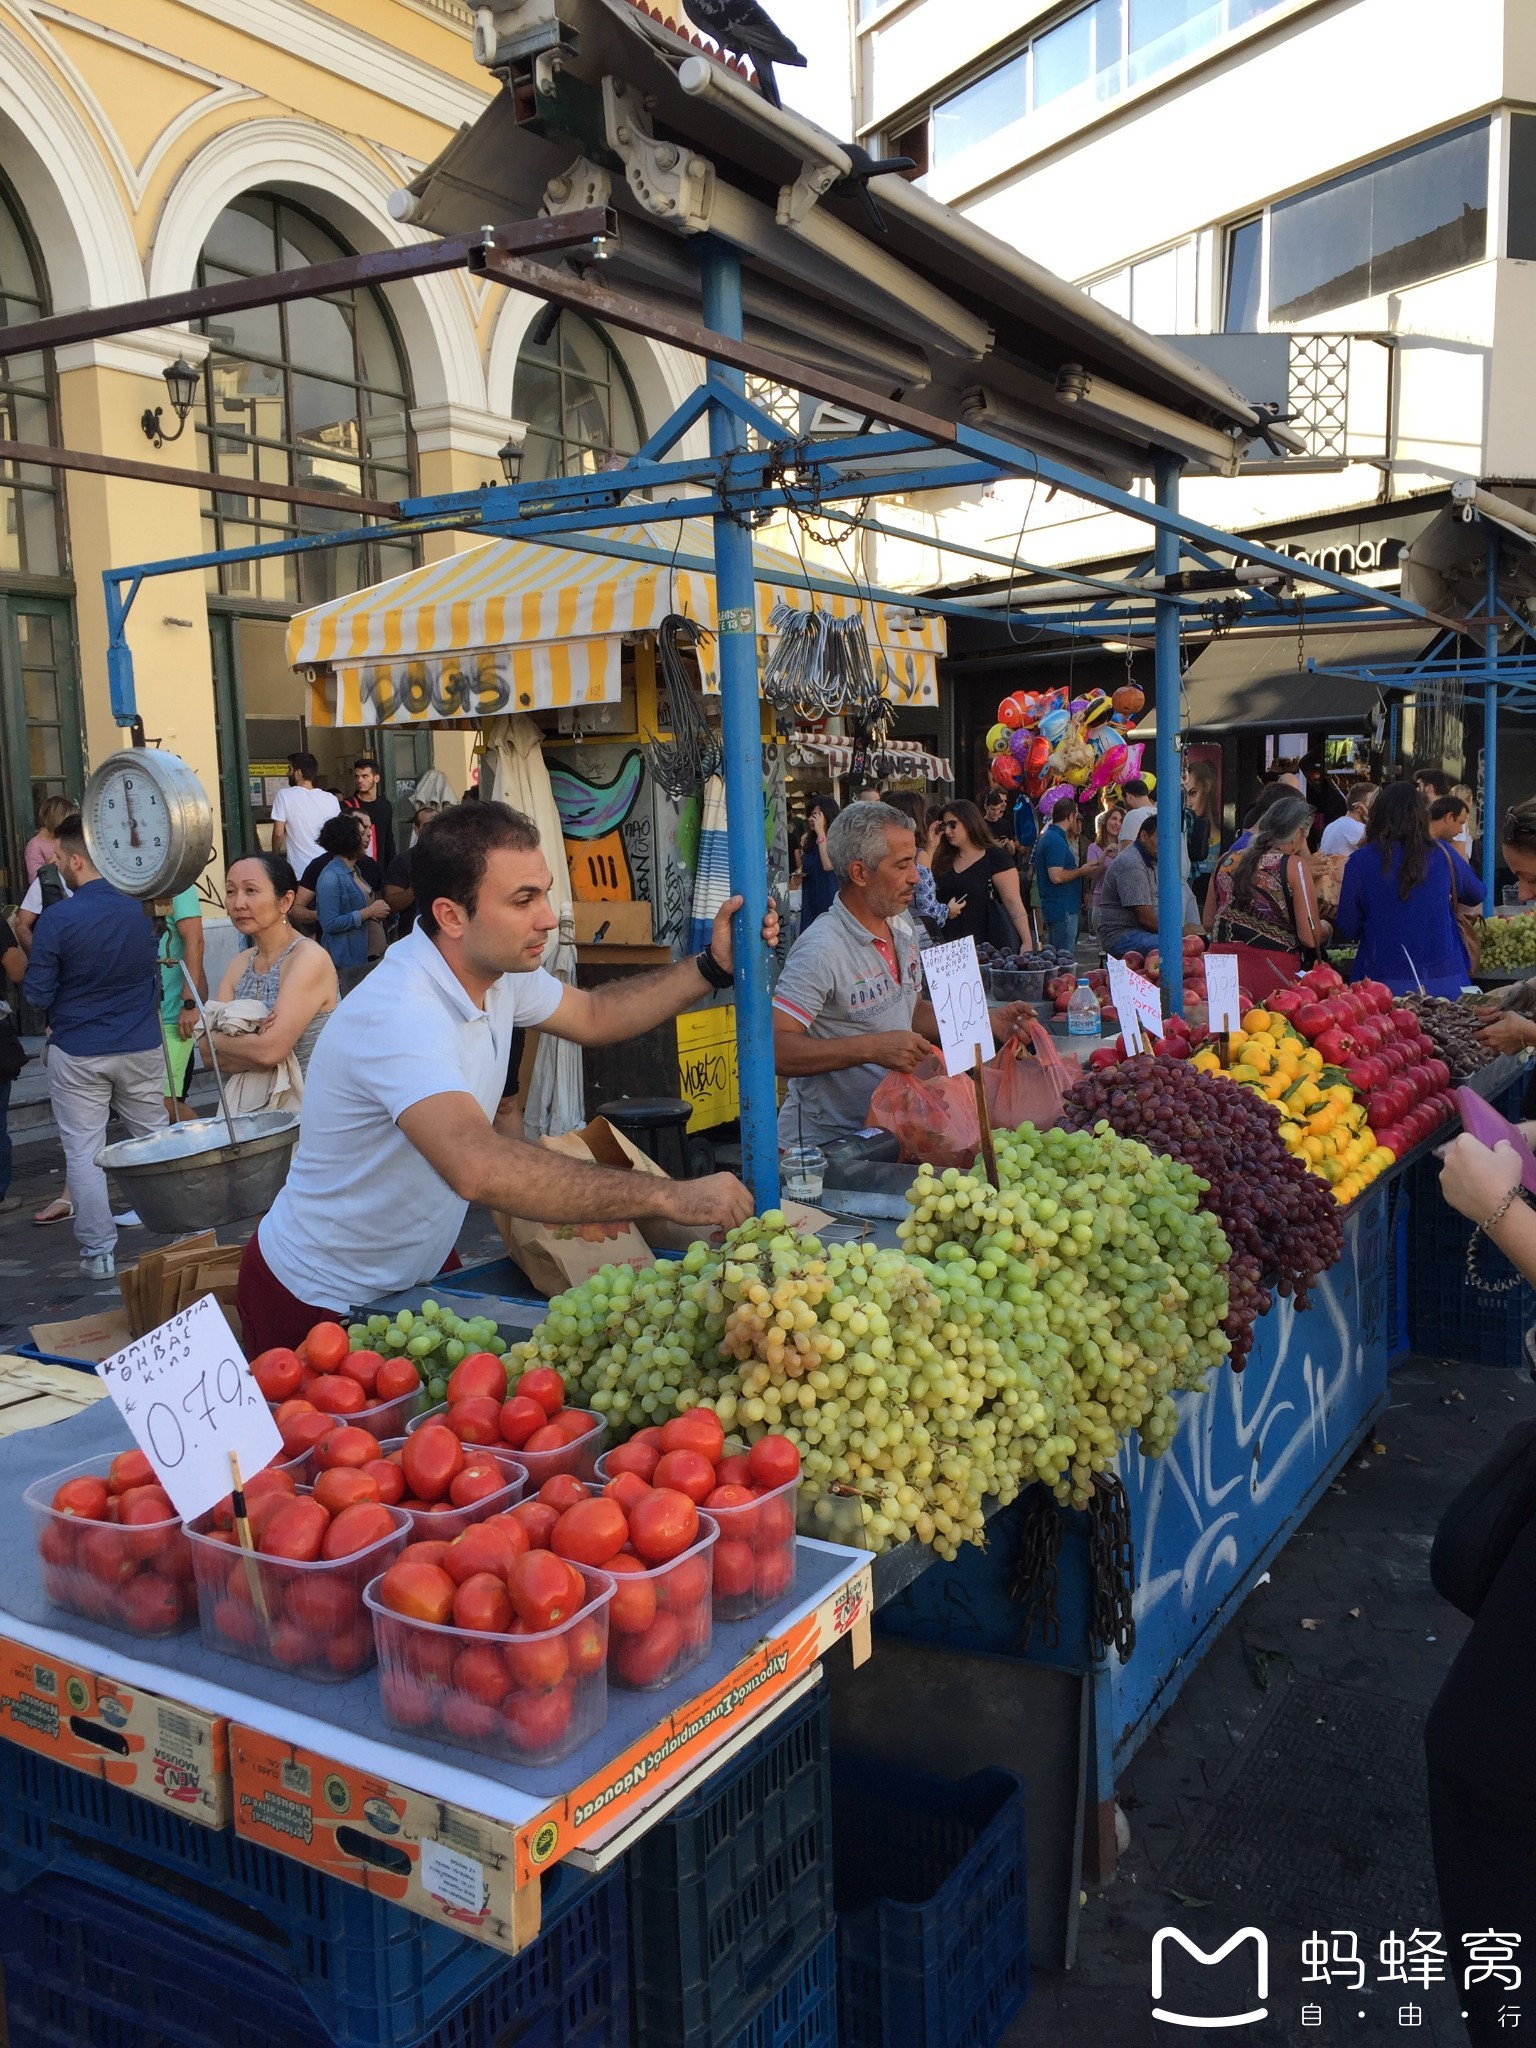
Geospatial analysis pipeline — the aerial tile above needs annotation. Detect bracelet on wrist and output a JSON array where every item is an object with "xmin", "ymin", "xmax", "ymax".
[
  {"xmin": 1466, "ymin": 1183, "xmax": 1527, "ymax": 1294},
  {"xmin": 695, "ymin": 946, "xmax": 734, "ymax": 991},
  {"xmin": 1480, "ymin": 1185, "xmax": 1522, "ymax": 1237}
]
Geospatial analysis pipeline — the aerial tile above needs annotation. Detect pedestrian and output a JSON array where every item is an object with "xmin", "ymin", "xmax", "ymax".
[
  {"xmin": 291, "ymin": 834, "xmax": 383, "ymax": 935},
  {"xmin": 20, "ymin": 814, "xmax": 166, "ymax": 1278},
  {"xmin": 1414, "ymin": 766, "xmax": 1453, "ymax": 802},
  {"xmin": 382, "ymin": 800, "xmax": 442, "ymax": 937},
  {"xmin": 1320, "ymin": 782, "xmax": 1376, "ymax": 856},
  {"xmin": 0, "ymin": 914, "xmax": 26, "ymax": 1214},
  {"xmin": 1085, "ymin": 802, "xmax": 1124, "ymax": 933},
  {"xmin": 313, "ymin": 813, "xmax": 389, "ymax": 993},
  {"xmin": 798, "ymin": 798, "xmax": 840, "ymax": 933},
  {"xmin": 1209, "ymin": 796, "xmax": 1328, "ymax": 967},
  {"xmin": 1035, "ymin": 795, "xmax": 1093, "ymax": 953},
  {"xmin": 1429, "ymin": 793, "xmax": 1471, "ymax": 845},
  {"xmin": 269, "ymin": 751, "xmax": 340, "ymax": 877},
  {"xmin": 157, "ymin": 884, "xmax": 206, "ymax": 1122},
  {"xmin": 198, "ymin": 853, "xmax": 337, "ymax": 1090},
  {"xmin": 1183, "ymin": 757, "xmax": 1220, "ymax": 910},
  {"xmin": 1298, "ymin": 751, "xmax": 1347, "ymax": 827},
  {"xmin": 933, "ymin": 798, "xmax": 1035, "ymax": 952},
  {"xmin": 882, "ymin": 791, "xmax": 961, "ymax": 943},
  {"xmin": 343, "ymin": 753, "xmax": 397, "ymax": 867},
  {"xmin": 854, "ymin": 782, "xmax": 881, "ymax": 804},
  {"xmin": 1096, "ymin": 807, "xmax": 1162, "ymax": 959},
  {"xmin": 1450, "ymin": 782, "xmax": 1477, "ymax": 865},
  {"xmin": 13, "ymin": 834, "xmax": 73, "ymax": 953},
  {"xmin": 23, "ymin": 793, "xmax": 75, "ymax": 887},
  {"xmin": 1473, "ymin": 798, "xmax": 1536, "ymax": 1061},
  {"xmin": 1334, "ymin": 780, "xmax": 1484, "ymax": 996}
]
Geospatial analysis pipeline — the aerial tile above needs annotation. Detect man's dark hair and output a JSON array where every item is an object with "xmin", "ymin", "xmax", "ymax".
[
  {"xmin": 288, "ymin": 751, "xmax": 319, "ymax": 783},
  {"xmin": 1415, "ymin": 767, "xmax": 1452, "ymax": 798},
  {"xmin": 53, "ymin": 814, "xmax": 85, "ymax": 858},
  {"xmin": 1122, "ymin": 778, "xmax": 1150, "ymax": 800},
  {"xmin": 412, "ymin": 802, "xmax": 541, "ymax": 938},
  {"xmin": 1430, "ymin": 794, "xmax": 1468, "ymax": 822},
  {"xmin": 318, "ymin": 813, "xmax": 366, "ymax": 858},
  {"xmin": 353, "ymin": 755, "xmax": 380, "ymax": 775},
  {"xmin": 1050, "ymin": 795, "xmax": 1078, "ymax": 822}
]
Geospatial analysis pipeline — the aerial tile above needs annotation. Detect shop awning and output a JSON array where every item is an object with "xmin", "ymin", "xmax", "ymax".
[
  {"xmin": 1136, "ymin": 625, "xmax": 1435, "ymax": 734},
  {"xmin": 290, "ymin": 521, "xmax": 946, "ymax": 727},
  {"xmin": 787, "ymin": 735, "xmax": 954, "ymax": 784}
]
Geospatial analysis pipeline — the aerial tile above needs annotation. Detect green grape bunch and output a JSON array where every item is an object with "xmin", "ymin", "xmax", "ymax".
[{"xmin": 344, "ymin": 1299, "xmax": 508, "ymax": 1407}]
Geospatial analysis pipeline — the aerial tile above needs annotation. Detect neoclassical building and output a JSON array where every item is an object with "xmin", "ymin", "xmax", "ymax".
[{"xmin": 0, "ymin": 0, "xmax": 703, "ymax": 887}]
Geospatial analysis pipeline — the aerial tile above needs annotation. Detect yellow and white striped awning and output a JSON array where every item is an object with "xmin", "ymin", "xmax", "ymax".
[{"xmin": 290, "ymin": 519, "xmax": 946, "ymax": 727}]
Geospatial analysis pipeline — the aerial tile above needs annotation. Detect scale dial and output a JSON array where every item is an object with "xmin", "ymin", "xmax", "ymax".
[{"xmin": 81, "ymin": 749, "xmax": 214, "ymax": 900}]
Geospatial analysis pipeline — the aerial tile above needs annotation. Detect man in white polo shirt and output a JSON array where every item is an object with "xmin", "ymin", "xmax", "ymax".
[{"xmin": 239, "ymin": 801, "xmax": 771, "ymax": 1347}]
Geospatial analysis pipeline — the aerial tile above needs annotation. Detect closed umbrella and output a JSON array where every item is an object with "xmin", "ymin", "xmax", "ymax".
[{"xmin": 688, "ymin": 774, "xmax": 732, "ymax": 953}]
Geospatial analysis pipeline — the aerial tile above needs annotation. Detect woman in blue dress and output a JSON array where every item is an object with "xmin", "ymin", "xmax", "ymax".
[{"xmin": 1334, "ymin": 779, "xmax": 1484, "ymax": 996}]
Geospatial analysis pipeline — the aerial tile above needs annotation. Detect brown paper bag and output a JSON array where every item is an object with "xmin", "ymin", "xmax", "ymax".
[{"xmin": 493, "ymin": 1119, "xmax": 661, "ymax": 1294}]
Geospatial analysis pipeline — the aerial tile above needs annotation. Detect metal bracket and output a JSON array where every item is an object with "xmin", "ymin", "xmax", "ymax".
[
  {"xmin": 602, "ymin": 76, "xmax": 714, "ymax": 232},
  {"xmin": 471, "ymin": 3, "xmax": 570, "ymax": 72},
  {"xmin": 541, "ymin": 156, "xmax": 613, "ymax": 218},
  {"xmin": 777, "ymin": 160, "xmax": 843, "ymax": 229}
]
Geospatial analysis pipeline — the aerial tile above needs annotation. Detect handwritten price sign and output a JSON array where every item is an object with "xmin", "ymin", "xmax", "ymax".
[
  {"xmin": 1205, "ymin": 952, "xmax": 1243, "ymax": 1033},
  {"xmin": 923, "ymin": 936, "xmax": 995, "ymax": 1077},
  {"xmin": 96, "ymin": 1294, "xmax": 281, "ymax": 1523}
]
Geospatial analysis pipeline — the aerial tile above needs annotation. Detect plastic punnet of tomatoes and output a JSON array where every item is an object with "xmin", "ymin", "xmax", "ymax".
[
  {"xmin": 700, "ymin": 1475, "xmax": 799, "ymax": 1623},
  {"xmin": 365, "ymin": 1559, "xmax": 613, "ymax": 1765},
  {"xmin": 26, "ymin": 1453, "xmax": 195, "ymax": 1638},
  {"xmin": 184, "ymin": 1494, "xmax": 410, "ymax": 1682},
  {"xmin": 375, "ymin": 1437, "xmax": 528, "ymax": 1541},
  {"xmin": 407, "ymin": 1400, "xmax": 607, "ymax": 1485},
  {"xmin": 607, "ymin": 1514, "xmax": 719, "ymax": 1692}
]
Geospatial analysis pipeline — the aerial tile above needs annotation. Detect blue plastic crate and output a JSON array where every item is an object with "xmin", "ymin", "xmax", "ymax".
[
  {"xmin": 731, "ymin": 1931, "xmax": 839, "ymax": 2048},
  {"xmin": 833, "ymin": 1759, "xmax": 1029, "ymax": 2048},
  {"xmin": 0, "ymin": 1741, "xmax": 600, "ymax": 2048},
  {"xmin": 1404, "ymin": 1150, "xmax": 1535, "ymax": 1368},
  {"xmin": 0, "ymin": 1866, "xmax": 626, "ymax": 2048},
  {"xmin": 628, "ymin": 1680, "xmax": 835, "ymax": 2048}
]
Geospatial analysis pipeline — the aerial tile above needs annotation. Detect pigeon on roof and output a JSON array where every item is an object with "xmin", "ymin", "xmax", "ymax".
[{"xmin": 680, "ymin": 0, "xmax": 807, "ymax": 108}]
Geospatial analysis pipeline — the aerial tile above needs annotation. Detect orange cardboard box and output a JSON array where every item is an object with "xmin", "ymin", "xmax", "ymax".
[{"xmin": 0, "ymin": 1634, "xmax": 230, "ymax": 1827}]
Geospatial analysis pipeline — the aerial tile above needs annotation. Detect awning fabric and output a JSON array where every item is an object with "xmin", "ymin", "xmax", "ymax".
[
  {"xmin": 1137, "ymin": 625, "xmax": 1435, "ymax": 734},
  {"xmin": 291, "ymin": 520, "xmax": 945, "ymax": 727}
]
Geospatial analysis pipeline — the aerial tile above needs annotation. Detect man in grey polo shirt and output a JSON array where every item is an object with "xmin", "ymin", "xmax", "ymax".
[{"xmin": 773, "ymin": 803, "xmax": 1032, "ymax": 1147}]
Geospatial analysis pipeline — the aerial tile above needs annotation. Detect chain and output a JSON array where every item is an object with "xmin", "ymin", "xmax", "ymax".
[
  {"xmin": 1465, "ymin": 1193, "xmax": 1530, "ymax": 1294},
  {"xmin": 1010, "ymin": 1483, "xmax": 1063, "ymax": 1650},
  {"xmin": 1087, "ymin": 1473, "xmax": 1137, "ymax": 1664}
]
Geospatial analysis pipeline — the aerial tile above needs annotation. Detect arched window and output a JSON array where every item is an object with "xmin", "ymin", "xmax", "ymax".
[
  {"xmin": 513, "ymin": 312, "xmax": 643, "ymax": 481},
  {"xmin": 194, "ymin": 194, "xmax": 415, "ymax": 603},
  {"xmin": 0, "ymin": 176, "xmax": 61, "ymax": 578}
]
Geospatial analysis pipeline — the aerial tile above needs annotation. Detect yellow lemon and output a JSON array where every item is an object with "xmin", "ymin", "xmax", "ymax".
[
  {"xmin": 1193, "ymin": 1050, "xmax": 1221, "ymax": 1074},
  {"xmin": 1242, "ymin": 1009, "xmax": 1274, "ymax": 1035},
  {"xmin": 1227, "ymin": 1029, "xmax": 1249, "ymax": 1053},
  {"xmin": 1299, "ymin": 1135, "xmax": 1326, "ymax": 1163},
  {"xmin": 1301, "ymin": 1047, "xmax": 1325, "ymax": 1074},
  {"xmin": 1263, "ymin": 1073, "xmax": 1289, "ymax": 1101},
  {"xmin": 1327, "ymin": 1083, "xmax": 1353, "ymax": 1105},
  {"xmin": 1228, "ymin": 1063, "xmax": 1261, "ymax": 1085},
  {"xmin": 1370, "ymin": 1146, "xmax": 1396, "ymax": 1170}
]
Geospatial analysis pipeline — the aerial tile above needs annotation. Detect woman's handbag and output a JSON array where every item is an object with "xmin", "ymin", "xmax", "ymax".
[
  {"xmin": 1445, "ymin": 846, "xmax": 1482, "ymax": 972},
  {"xmin": 0, "ymin": 1004, "xmax": 28, "ymax": 1083},
  {"xmin": 1430, "ymin": 1399, "xmax": 1536, "ymax": 1618}
]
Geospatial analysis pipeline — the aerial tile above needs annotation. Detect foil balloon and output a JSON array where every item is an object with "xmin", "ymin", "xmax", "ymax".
[
  {"xmin": 1026, "ymin": 734, "xmax": 1051, "ymax": 780},
  {"xmin": 1112, "ymin": 683, "xmax": 1145, "ymax": 719},
  {"xmin": 998, "ymin": 693, "xmax": 1030, "ymax": 729},
  {"xmin": 1064, "ymin": 762, "xmax": 1092, "ymax": 787},
  {"xmin": 1082, "ymin": 690, "xmax": 1115, "ymax": 732},
  {"xmin": 1008, "ymin": 728, "xmax": 1032, "ymax": 762},
  {"xmin": 986, "ymin": 722, "xmax": 1011, "ymax": 754},
  {"xmin": 1089, "ymin": 743, "xmax": 1128, "ymax": 792},
  {"xmin": 989, "ymin": 750, "xmax": 1023, "ymax": 790},
  {"xmin": 1040, "ymin": 707, "xmax": 1070, "ymax": 744},
  {"xmin": 1121, "ymin": 743, "xmax": 1144, "ymax": 781},
  {"xmin": 1069, "ymin": 696, "xmax": 1089, "ymax": 716}
]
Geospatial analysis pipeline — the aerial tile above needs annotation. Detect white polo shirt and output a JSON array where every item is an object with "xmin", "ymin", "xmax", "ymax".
[{"xmin": 259, "ymin": 924, "xmax": 564, "ymax": 1311}]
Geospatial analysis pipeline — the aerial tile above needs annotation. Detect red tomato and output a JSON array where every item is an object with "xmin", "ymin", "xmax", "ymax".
[
  {"xmin": 604, "ymin": 1471, "xmax": 652, "ymax": 1515},
  {"xmin": 339, "ymin": 1350, "xmax": 383, "ymax": 1396},
  {"xmin": 501, "ymin": 1682, "xmax": 574, "ymax": 1754},
  {"xmin": 441, "ymin": 1692, "xmax": 502, "ymax": 1743},
  {"xmin": 442, "ymin": 1521, "xmax": 525, "ymax": 1585},
  {"xmin": 453, "ymin": 1571, "xmax": 513, "ymax": 1634},
  {"xmin": 449, "ymin": 1463, "xmax": 509, "ymax": 1510},
  {"xmin": 379, "ymin": 1557, "xmax": 455, "ymax": 1623},
  {"xmin": 714, "ymin": 1453, "xmax": 753, "ymax": 1489},
  {"xmin": 115, "ymin": 1487, "xmax": 178, "ymax": 1564},
  {"xmin": 250, "ymin": 1348, "xmax": 304, "ymax": 1402},
  {"xmin": 76, "ymin": 1522, "xmax": 136, "ymax": 1587},
  {"xmin": 660, "ymin": 1408, "xmax": 725, "ymax": 1465},
  {"xmin": 753, "ymin": 1547, "xmax": 795, "ymax": 1603},
  {"xmin": 321, "ymin": 1501, "xmax": 397, "ymax": 1560},
  {"xmin": 51, "ymin": 1475, "xmax": 108, "ymax": 1520},
  {"xmin": 309, "ymin": 1374, "xmax": 367, "ymax": 1416},
  {"xmin": 651, "ymin": 1451, "xmax": 715, "ymax": 1506},
  {"xmin": 374, "ymin": 1357, "xmax": 421, "ymax": 1402},
  {"xmin": 611, "ymin": 1611, "xmax": 684, "ymax": 1688},
  {"xmin": 551, "ymin": 1498, "xmax": 627, "ymax": 1567},
  {"xmin": 364, "ymin": 1459, "xmax": 407, "ymax": 1506},
  {"xmin": 498, "ymin": 1396, "xmax": 546, "ymax": 1449},
  {"xmin": 511, "ymin": 1501, "xmax": 559, "ymax": 1550},
  {"xmin": 404, "ymin": 1631, "xmax": 457, "ymax": 1685},
  {"xmin": 523, "ymin": 1424, "xmax": 571, "ymax": 1455},
  {"xmin": 503, "ymin": 1624, "xmax": 568, "ymax": 1692},
  {"xmin": 405, "ymin": 1538, "xmax": 453, "ymax": 1571},
  {"xmin": 119, "ymin": 1573, "xmax": 183, "ymax": 1635},
  {"xmin": 704, "ymin": 1484, "xmax": 756, "ymax": 1512},
  {"xmin": 605, "ymin": 1441, "xmax": 660, "ymax": 1482},
  {"xmin": 305, "ymin": 1321, "xmax": 350, "ymax": 1373},
  {"xmin": 550, "ymin": 1410, "xmax": 596, "ymax": 1445},
  {"xmin": 605, "ymin": 1554, "xmax": 658, "ymax": 1636},
  {"xmin": 260, "ymin": 1498, "xmax": 329, "ymax": 1562},
  {"xmin": 38, "ymin": 1520, "xmax": 75, "ymax": 1568},
  {"xmin": 107, "ymin": 1449, "xmax": 155, "ymax": 1496},
  {"xmin": 314, "ymin": 1425, "xmax": 381, "ymax": 1472},
  {"xmin": 483, "ymin": 1512, "xmax": 531, "ymax": 1563},
  {"xmin": 629, "ymin": 1489, "xmax": 699, "ymax": 1566},
  {"xmin": 454, "ymin": 1643, "xmax": 511, "ymax": 1707},
  {"xmin": 287, "ymin": 1575, "xmax": 358, "ymax": 1635},
  {"xmin": 326, "ymin": 1623, "xmax": 374, "ymax": 1677},
  {"xmin": 747, "ymin": 1435, "xmax": 802, "ymax": 1490},
  {"xmin": 280, "ymin": 1411, "xmax": 337, "ymax": 1459},
  {"xmin": 565, "ymin": 1612, "xmax": 606, "ymax": 1678},
  {"xmin": 213, "ymin": 1597, "xmax": 262, "ymax": 1650},
  {"xmin": 658, "ymin": 1552, "xmax": 710, "ymax": 1613},
  {"xmin": 402, "ymin": 1424, "xmax": 465, "ymax": 1504},
  {"xmin": 312, "ymin": 1468, "xmax": 383, "ymax": 1517},
  {"xmin": 750, "ymin": 1496, "xmax": 796, "ymax": 1550},
  {"xmin": 515, "ymin": 1367, "xmax": 565, "ymax": 1417},
  {"xmin": 447, "ymin": 1353, "xmax": 508, "ymax": 1405},
  {"xmin": 446, "ymin": 1395, "xmax": 504, "ymax": 1446},
  {"xmin": 538, "ymin": 1474, "xmax": 589, "ymax": 1514},
  {"xmin": 247, "ymin": 1490, "xmax": 295, "ymax": 1545},
  {"xmin": 713, "ymin": 1538, "xmax": 756, "ymax": 1599},
  {"xmin": 507, "ymin": 1551, "xmax": 584, "ymax": 1631},
  {"xmin": 632, "ymin": 1426, "xmax": 665, "ymax": 1451},
  {"xmin": 381, "ymin": 1669, "xmax": 436, "ymax": 1728}
]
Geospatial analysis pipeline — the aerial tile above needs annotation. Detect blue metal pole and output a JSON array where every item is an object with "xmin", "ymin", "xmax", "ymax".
[
  {"xmin": 1387, "ymin": 696, "xmax": 1400, "ymax": 770},
  {"xmin": 1484, "ymin": 531, "xmax": 1500, "ymax": 907},
  {"xmin": 700, "ymin": 240, "xmax": 779, "ymax": 1210},
  {"xmin": 1152, "ymin": 454, "xmax": 1185, "ymax": 1017}
]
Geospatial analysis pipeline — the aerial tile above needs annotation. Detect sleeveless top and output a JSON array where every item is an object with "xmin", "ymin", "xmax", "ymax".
[
  {"xmin": 233, "ymin": 935, "xmax": 331, "ymax": 1074},
  {"xmin": 1211, "ymin": 847, "xmax": 1301, "ymax": 954}
]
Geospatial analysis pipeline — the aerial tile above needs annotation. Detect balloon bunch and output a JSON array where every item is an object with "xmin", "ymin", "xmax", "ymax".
[{"xmin": 985, "ymin": 682, "xmax": 1148, "ymax": 806}]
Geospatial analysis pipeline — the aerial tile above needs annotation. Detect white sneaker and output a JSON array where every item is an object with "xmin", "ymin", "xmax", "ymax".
[
  {"xmin": 79, "ymin": 1251, "xmax": 116, "ymax": 1280},
  {"xmin": 111, "ymin": 1210, "xmax": 142, "ymax": 1228}
]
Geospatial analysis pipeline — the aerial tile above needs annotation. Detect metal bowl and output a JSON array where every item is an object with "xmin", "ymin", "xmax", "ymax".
[{"xmin": 96, "ymin": 1110, "xmax": 300, "ymax": 1233}]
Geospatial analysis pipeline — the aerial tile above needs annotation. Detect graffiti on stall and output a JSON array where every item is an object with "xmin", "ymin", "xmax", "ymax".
[
  {"xmin": 624, "ymin": 808, "xmax": 654, "ymax": 914},
  {"xmin": 551, "ymin": 749, "xmax": 644, "ymax": 901}
]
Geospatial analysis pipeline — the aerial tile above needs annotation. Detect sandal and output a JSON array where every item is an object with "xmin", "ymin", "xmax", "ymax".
[{"xmin": 33, "ymin": 1196, "xmax": 74, "ymax": 1226}]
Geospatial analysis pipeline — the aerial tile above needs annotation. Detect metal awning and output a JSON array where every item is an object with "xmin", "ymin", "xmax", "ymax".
[
  {"xmin": 1136, "ymin": 625, "xmax": 1435, "ymax": 734},
  {"xmin": 1400, "ymin": 480, "xmax": 1536, "ymax": 618}
]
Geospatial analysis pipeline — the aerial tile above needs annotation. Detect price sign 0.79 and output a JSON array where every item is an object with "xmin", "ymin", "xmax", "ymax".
[
  {"xmin": 96, "ymin": 1295, "xmax": 281, "ymax": 1523},
  {"xmin": 923, "ymin": 936, "xmax": 996, "ymax": 1078}
]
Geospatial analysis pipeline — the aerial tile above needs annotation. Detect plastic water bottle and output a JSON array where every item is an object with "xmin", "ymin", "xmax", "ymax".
[{"xmin": 1067, "ymin": 978, "xmax": 1100, "ymax": 1037}]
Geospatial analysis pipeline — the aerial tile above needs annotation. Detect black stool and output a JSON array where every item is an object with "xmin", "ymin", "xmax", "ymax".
[{"xmin": 596, "ymin": 1097, "xmax": 697, "ymax": 1180}]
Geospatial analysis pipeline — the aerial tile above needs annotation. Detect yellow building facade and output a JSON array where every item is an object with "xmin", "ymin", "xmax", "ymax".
[{"xmin": 0, "ymin": 0, "xmax": 704, "ymax": 892}]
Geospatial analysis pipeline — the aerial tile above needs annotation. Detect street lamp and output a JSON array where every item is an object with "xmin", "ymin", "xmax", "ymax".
[
  {"xmin": 141, "ymin": 356, "xmax": 200, "ymax": 448},
  {"xmin": 498, "ymin": 424, "xmax": 528, "ymax": 485}
]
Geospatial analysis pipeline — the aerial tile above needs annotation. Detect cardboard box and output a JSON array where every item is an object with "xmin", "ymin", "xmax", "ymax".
[
  {"xmin": 0, "ymin": 1356, "xmax": 109, "ymax": 1439},
  {"xmin": 572, "ymin": 901, "xmax": 652, "ymax": 944},
  {"xmin": 27, "ymin": 1308, "xmax": 132, "ymax": 1364},
  {"xmin": 0, "ymin": 1635, "xmax": 230, "ymax": 1826},
  {"xmin": 231, "ymin": 1731, "xmax": 539, "ymax": 1954},
  {"xmin": 494, "ymin": 1116, "xmax": 663, "ymax": 1293}
]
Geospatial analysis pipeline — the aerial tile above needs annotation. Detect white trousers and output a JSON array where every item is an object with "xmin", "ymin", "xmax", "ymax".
[{"xmin": 46, "ymin": 1046, "xmax": 166, "ymax": 1256}]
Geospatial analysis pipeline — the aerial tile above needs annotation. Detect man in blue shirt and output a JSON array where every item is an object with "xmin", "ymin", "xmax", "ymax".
[
  {"xmin": 23, "ymin": 816, "xmax": 166, "ymax": 1278},
  {"xmin": 1035, "ymin": 796, "xmax": 1093, "ymax": 953}
]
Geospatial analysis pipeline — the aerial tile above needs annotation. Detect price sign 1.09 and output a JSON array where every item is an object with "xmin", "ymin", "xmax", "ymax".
[
  {"xmin": 96, "ymin": 1295, "xmax": 282, "ymax": 1524},
  {"xmin": 923, "ymin": 936, "xmax": 996, "ymax": 1077}
]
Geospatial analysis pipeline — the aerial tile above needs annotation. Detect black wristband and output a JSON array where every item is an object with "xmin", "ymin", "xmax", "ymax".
[
  {"xmin": 695, "ymin": 946, "xmax": 734, "ymax": 990},
  {"xmin": 180, "ymin": 999, "xmax": 198, "ymax": 1010}
]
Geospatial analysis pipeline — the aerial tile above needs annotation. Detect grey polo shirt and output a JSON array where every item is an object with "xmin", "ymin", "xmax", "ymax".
[
  {"xmin": 1097, "ymin": 845, "xmax": 1157, "ymax": 956},
  {"xmin": 773, "ymin": 894, "xmax": 924, "ymax": 1147}
]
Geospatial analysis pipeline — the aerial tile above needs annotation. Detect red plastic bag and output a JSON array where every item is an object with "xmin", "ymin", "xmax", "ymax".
[
  {"xmin": 990, "ymin": 1022, "xmax": 1075, "ymax": 1132},
  {"xmin": 868, "ymin": 1055, "xmax": 980, "ymax": 1170}
]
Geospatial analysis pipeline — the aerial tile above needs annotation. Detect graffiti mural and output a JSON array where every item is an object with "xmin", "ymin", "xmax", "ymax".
[{"xmin": 550, "ymin": 748, "xmax": 645, "ymax": 901}]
